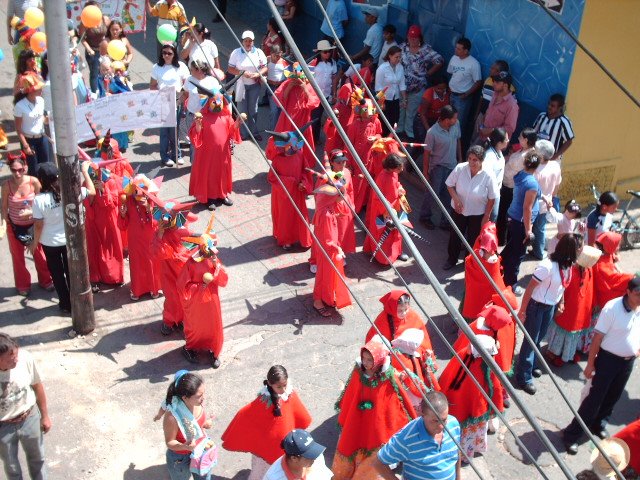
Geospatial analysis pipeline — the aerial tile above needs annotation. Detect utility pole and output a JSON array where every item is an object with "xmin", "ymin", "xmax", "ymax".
[{"xmin": 44, "ymin": 0, "xmax": 95, "ymax": 334}]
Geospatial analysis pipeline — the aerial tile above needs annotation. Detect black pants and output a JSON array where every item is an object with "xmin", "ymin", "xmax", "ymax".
[
  {"xmin": 501, "ymin": 218, "xmax": 526, "ymax": 286},
  {"xmin": 382, "ymin": 99, "xmax": 400, "ymax": 137},
  {"xmin": 563, "ymin": 350, "xmax": 635, "ymax": 442},
  {"xmin": 42, "ymin": 244, "xmax": 71, "ymax": 311},
  {"xmin": 25, "ymin": 136, "xmax": 50, "ymax": 178},
  {"xmin": 311, "ymin": 105, "xmax": 324, "ymax": 144},
  {"xmin": 447, "ymin": 211, "xmax": 482, "ymax": 264},
  {"xmin": 496, "ymin": 185, "xmax": 513, "ymax": 246}
]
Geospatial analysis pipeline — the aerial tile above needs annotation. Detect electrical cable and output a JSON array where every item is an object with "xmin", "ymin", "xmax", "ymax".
[{"xmin": 309, "ymin": 2, "xmax": 627, "ymax": 477}]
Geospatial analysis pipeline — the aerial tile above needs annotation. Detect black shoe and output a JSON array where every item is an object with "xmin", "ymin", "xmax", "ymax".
[
  {"xmin": 565, "ymin": 442, "xmax": 579, "ymax": 455},
  {"xmin": 442, "ymin": 260, "xmax": 457, "ymax": 271},
  {"xmin": 254, "ymin": 134, "xmax": 263, "ymax": 141},
  {"xmin": 593, "ymin": 428, "xmax": 609, "ymax": 439},
  {"xmin": 160, "ymin": 323, "xmax": 174, "ymax": 336},
  {"xmin": 398, "ymin": 253, "xmax": 409, "ymax": 261},
  {"xmin": 207, "ymin": 201, "xmax": 216, "ymax": 211},
  {"xmin": 209, "ymin": 351, "xmax": 221, "ymax": 369},
  {"xmin": 520, "ymin": 383, "xmax": 536, "ymax": 395},
  {"xmin": 532, "ymin": 368, "xmax": 543, "ymax": 378},
  {"xmin": 419, "ymin": 218, "xmax": 435, "ymax": 230},
  {"xmin": 222, "ymin": 197, "xmax": 233, "ymax": 206},
  {"xmin": 182, "ymin": 346, "xmax": 198, "ymax": 363}
]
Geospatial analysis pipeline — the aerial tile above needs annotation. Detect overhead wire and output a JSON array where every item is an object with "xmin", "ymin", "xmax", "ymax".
[{"xmin": 309, "ymin": 2, "xmax": 627, "ymax": 477}]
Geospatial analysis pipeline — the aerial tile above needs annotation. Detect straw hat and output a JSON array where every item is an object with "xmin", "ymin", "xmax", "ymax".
[
  {"xmin": 313, "ymin": 40, "xmax": 336, "ymax": 52},
  {"xmin": 577, "ymin": 245, "xmax": 602, "ymax": 269},
  {"xmin": 590, "ymin": 438, "xmax": 630, "ymax": 477}
]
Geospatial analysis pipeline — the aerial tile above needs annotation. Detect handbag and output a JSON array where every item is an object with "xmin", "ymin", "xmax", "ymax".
[
  {"xmin": 190, "ymin": 437, "xmax": 218, "ymax": 476},
  {"xmin": 10, "ymin": 220, "xmax": 34, "ymax": 246}
]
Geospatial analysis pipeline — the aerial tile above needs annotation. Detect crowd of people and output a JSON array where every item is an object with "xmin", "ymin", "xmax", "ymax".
[{"xmin": 1, "ymin": 1, "xmax": 639, "ymax": 480}]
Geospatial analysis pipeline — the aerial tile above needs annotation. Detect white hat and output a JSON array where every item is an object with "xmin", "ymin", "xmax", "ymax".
[
  {"xmin": 241, "ymin": 30, "xmax": 254, "ymax": 40},
  {"xmin": 590, "ymin": 438, "xmax": 630, "ymax": 478},
  {"xmin": 361, "ymin": 6, "xmax": 379, "ymax": 17},
  {"xmin": 470, "ymin": 335, "xmax": 498, "ymax": 358},
  {"xmin": 577, "ymin": 245, "xmax": 602, "ymax": 269},
  {"xmin": 391, "ymin": 328, "xmax": 424, "ymax": 356},
  {"xmin": 314, "ymin": 39, "xmax": 336, "ymax": 52}
]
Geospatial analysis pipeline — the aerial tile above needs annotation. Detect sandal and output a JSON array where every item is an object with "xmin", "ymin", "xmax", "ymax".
[
  {"xmin": 129, "ymin": 291, "xmax": 139, "ymax": 301},
  {"xmin": 282, "ymin": 244, "xmax": 292, "ymax": 251},
  {"xmin": 313, "ymin": 305, "xmax": 332, "ymax": 317}
]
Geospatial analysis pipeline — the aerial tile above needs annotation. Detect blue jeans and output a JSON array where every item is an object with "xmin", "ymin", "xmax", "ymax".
[
  {"xmin": 490, "ymin": 196, "xmax": 500, "ymax": 223},
  {"xmin": 531, "ymin": 213, "xmax": 548, "ymax": 259},
  {"xmin": 397, "ymin": 89, "xmax": 424, "ymax": 138},
  {"xmin": 160, "ymin": 127, "xmax": 182, "ymax": 164},
  {"xmin": 501, "ymin": 218, "xmax": 527, "ymax": 286},
  {"xmin": 419, "ymin": 165, "xmax": 452, "ymax": 225},
  {"xmin": 166, "ymin": 449, "xmax": 210, "ymax": 480},
  {"xmin": 85, "ymin": 49, "xmax": 100, "ymax": 94},
  {"xmin": 515, "ymin": 299, "xmax": 556, "ymax": 386},
  {"xmin": 25, "ymin": 136, "xmax": 51, "ymax": 177},
  {"xmin": 0, "ymin": 408, "xmax": 46, "ymax": 480},
  {"xmin": 268, "ymin": 90, "xmax": 281, "ymax": 131},
  {"xmin": 450, "ymin": 93, "xmax": 473, "ymax": 139},
  {"xmin": 237, "ymin": 83, "xmax": 261, "ymax": 136}
]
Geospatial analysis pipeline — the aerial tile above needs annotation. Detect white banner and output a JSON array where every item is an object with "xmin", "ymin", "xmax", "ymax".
[{"xmin": 75, "ymin": 88, "xmax": 176, "ymax": 143}]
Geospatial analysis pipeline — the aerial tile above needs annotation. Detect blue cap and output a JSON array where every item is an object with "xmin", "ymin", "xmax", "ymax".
[{"xmin": 281, "ymin": 429, "xmax": 326, "ymax": 459}]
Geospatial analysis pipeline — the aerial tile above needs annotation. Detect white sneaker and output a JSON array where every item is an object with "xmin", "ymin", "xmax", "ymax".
[
  {"xmin": 310, "ymin": 264, "xmax": 317, "ymax": 274},
  {"xmin": 488, "ymin": 417, "xmax": 499, "ymax": 433},
  {"xmin": 177, "ymin": 157, "xmax": 185, "ymax": 165},
  {"xmin": 163, "ymin": 159, "xmax": 175, "ymax": 167}
]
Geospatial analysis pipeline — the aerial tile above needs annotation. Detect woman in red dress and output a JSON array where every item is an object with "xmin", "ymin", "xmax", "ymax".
[
  {"xmin": 593, "ymin": 231, "xmax": 634, "ymax": 311},
  {"xmin": 177, "ymin": 216, "xmax": 227, "ymax": 369},
  {"xmin": 221, "ymin": 365, "xmax": 312, "ymax": 479},
  {"xmin": 332, "ymin": 339, "xmax": 417, "ymax": 479}
]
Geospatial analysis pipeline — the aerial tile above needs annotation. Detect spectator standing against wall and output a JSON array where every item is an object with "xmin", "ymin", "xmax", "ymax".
[
  {"xmin": 374, "ymin": 46, "xmax": 406, "ymax": 137},
  {"xmin": 350, "ymin": 7, "xmax": 383, "ymax": 68},
  {"xmin": 320, "ymin": 0, "xmax": 349, "ymax": 42},
  {"xmin": 476, "ymin": 71, "xmax": 519, "ymax": 141},
  {"xmin": 378, "ymin": 24, "xmax": 398, "ymax": 65},
  {"xmin": 397, "ymin": 25, "xmax": 443, "ymax": 142},
  {"xmin": 533, "ymin": 93, "xmax": 575, "ymax": 162}
]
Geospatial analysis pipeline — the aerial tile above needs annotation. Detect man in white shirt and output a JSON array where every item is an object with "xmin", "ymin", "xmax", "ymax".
[
  {"xmin": 320, "ymin": 0, "xmax": 348, "ymax": 41},
  {"xmin": 263, "ymin": 429, "xmax": 333, "ymax": 480},
  {"xmin": 0, "ymin": 333, "xmax": 51, "ymax": 479},
  {"xmin": 563, "ymin": 276, "xmax": 640, "ymax": 454},
  {"xmin": 447, "ymin": 37, "xmax": 482, "ymax": 145},
  {"xmin": 350, "ymin": 7, "xmax": 383, "ymax": 66}
]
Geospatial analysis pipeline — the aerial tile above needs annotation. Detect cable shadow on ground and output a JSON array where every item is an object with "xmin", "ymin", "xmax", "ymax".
[
  {"xmin": 225, "ymin": 296, "xmax": 309, "ymax": 329},
  {"xmin": 232, "ymin": 171, "xmax": 270, "ymax": 197},
  {"xmin": 427, "ymin": 313, "xmax": 459, "ymax": 360},
  {"xmin": 515, "ymin": 428, "xmax": 565, "ymax": 465},
  {"xmin": 118, "ymin": 347, "xmax": 214, "ymax": 384},
  {"xmin": 310, "ymin": 413, "xmax": 340, "ymax": 462}
]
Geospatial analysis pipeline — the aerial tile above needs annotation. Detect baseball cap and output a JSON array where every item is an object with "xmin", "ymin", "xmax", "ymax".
[
  {"xmin": 329, "ymin": 149, "xmax": 347, "ymax": 162},
  {"xmin": 241, "ymin": 30, "xmax": 255, "ymax": 40},
  {"xmin": 491, "ymin": 71, "xmax": 512, "ymax": 85},
  {"xmin": 361, "ymin": 6, "xmax": 379, "ymax": 17},
  {"xmin": 407, "ymin": 25, "xmax": 422, "ymax": 38},
  {"xmin": 281, "ymin": 429, "xmax": 326, "ymax": 459},
  {"xmin": 628, "ymin": 275, "xmax": 640, "ymax": 292}
]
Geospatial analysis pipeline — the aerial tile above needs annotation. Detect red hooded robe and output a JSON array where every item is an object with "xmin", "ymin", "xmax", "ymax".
[
  {"xmin": 593, "ymin": 232, "xmax": 633, "ymax": 310},
  {"xmin": 346, "ymin": 115, "xmax": 381, "ymax": 212},
  {"xmin": 554, "ymin": 265, "xmax": 595, "ymax": 333}
]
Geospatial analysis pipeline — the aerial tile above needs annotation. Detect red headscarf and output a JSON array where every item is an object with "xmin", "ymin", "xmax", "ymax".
[
  {"xmin": 361, "ymin": 339, "xmax": 389, "ymax": 372},
  {"xmin": 478, "ymin": 305, "xmax": 513, "ymax": 331},
  {"xmin": 379, "ymin": 290, "xmax": 409, "ymax": 317},
  {"xmin": 596, "ymin": 231, "xmax": 622, "ymax": 256}
]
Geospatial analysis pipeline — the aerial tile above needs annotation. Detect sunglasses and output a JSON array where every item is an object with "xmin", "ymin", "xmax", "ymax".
[
  {"xmin": 162, "ymin": 51, "xmax": 174, "ymax": 56},
  {"xmin": 10, "ymin": 167, "xmax": 25, "ymax": 173}
]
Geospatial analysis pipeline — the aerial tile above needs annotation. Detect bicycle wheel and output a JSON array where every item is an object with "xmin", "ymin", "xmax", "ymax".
[{"xmin": 623, "ymin": 217, "xmax": 640, "ymax": 249}]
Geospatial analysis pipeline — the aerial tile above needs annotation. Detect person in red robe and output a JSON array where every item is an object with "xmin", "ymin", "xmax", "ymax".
[
  {"xmin": 323, "ymin": 109, "xmax": 344, "ymax": 153},
  {"xmin": 177, "ymin": 215, "xmax": 227, "ymax": 368},
  {"xmin": 593, "ymin": 231, "xmax": 634, "ymax": 311},
  {"xmin": 221, "ymin": 365, "xmax": 312, "ymax": 479},
  {"xmin": 335, "ymin": 81, "xmax": 354, "ymax": 135},
  {"xmin": 311, "ymin": 184, "xmax": 352, "ymax": 317},
  {"xmin": 96, "ymin": 130, "xmax": 134, "ymax": 181},
  {"xmin": 367, "ymin": 136, "xmax": 401, "ymax": 180},
  {"xmin": 117, "ymin": 174, "xmax": 163, "ymax": 300},
  {"xmin": 614, "ymin": 419, "xmax": 640, "ymax": 474},
  {"xmin": 460, "ymin": 222, "xmax": 508, "ymax": 320},
  {"xmin": 150, "ymin": 199, "xmax": 196, "ymax": 335},
  {"xmin": 346, "ymin": 96, "xmax": 382, "ymax": 213},
  {"xmin": 545, "ymin": 245, "xmax": 602, "ymax": 365},
  {"xmin": 265, "ymin": 65, "xmax": 320, "ymax": 168},
  {"xmin": 189, "ymin": 84, "xmax": 244, "ymax": 210},
  {"xmin": 332, "ymin": 339, "xmax": 417, "ymax": 480},
  {"xmin": 84, "ymin": 163, "xmax": 124, "ymax": 289},
  {"xmin": 266, "ymin": 126, "xmax": 314, "ymax": 250},
  {"xmin": 362, "ymin": 153, "xmax": 409, "ymax": 265},
  {"xmin": 439, "ymin": 334, "xmax": 504, "ymax": 462},
  {"xmin": 365, "ymin": 290, "xmax": 440, "ymax": 400}
]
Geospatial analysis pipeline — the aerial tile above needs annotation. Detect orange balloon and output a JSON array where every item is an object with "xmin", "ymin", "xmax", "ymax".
[
  {"xmin": 81, "ymin": 5, "xmax": 102, "ymax": 28},
  {"xmin": 30, "ymin": 31, "xmax": 47, "ymax": 53}
]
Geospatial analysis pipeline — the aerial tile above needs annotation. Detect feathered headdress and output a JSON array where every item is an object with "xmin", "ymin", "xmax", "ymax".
[
  {"xmin": 122, "ymin": 173, "xmax": 162, "ymax": 197},
  {"xmin": 148, "ymin": 194, "xmax": 197, "ymax": 229},
  {"xmin": 265, "ymin": 120, "xmax": 315, "ymax": 154},
  {"xmin": 369, "ymin": 136, "xmax": 400, "ymax": 155},
  {"xmin": 283, "ymin": 61, "xmax": 313, "ymax": 81},
  {"xmin": 189, "ymin": 73, "xmax": 243, "ymax": 112},
  {"xmin": 182, "ymin": 213, "xmax": 218, "ymax": 259}
]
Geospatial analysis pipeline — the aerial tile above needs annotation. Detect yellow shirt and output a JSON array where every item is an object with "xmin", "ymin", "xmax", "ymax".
[{"xmin": 150, "ymin": 1, "xmax": 187, "ymax": 26}]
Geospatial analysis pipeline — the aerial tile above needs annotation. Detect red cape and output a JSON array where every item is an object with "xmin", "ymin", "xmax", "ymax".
[
  {"xmin": 554, "ymin": 265, "xmax": 595, "ymax": 332},
  {"xmin": 189, "ymin": 109, "xmax": 241, "ymax": 202},
  {"xmin": 117, "ymin": 197, "xmax": 162, "ymax": 297},
  {"xmin": 323, "ymin": 117, "xmax": 344, "ymax": 153},
  {"xmin": 335, "ymin": 83, "xmax": 354, "ymax": 137},
  {"xmin": 336, "ymin": 365, "xmax": 417, "ymax": 458},
  {"xmin": 452, "ymin": 318, "xmax": 515, "ymax": 374},
  {"xmin": 266, "ymin": 79, "xmax": 320, "ymax": 168},
  {"xmin": 593, "ymin": 256, "xmax": 633, "ymax": 310},
  {"xmin": 84, "ymin": 178, "xmax": 124, "ymax": 284},
  {"xmin": 221, "ymin": 390, "xmax": 312, "ymax": 464},
  {"xmin": 346, "ymin": 116, "xmax": 381, "ymax": 213},
  {"xmin": 367, "ymin": 139, "xmax": 400, "ymax": 180},
  {"xmin": 461, "ymin": 251, "xmax": 507, "ymax": 319},
  {"xmin": 615, "ymin": 418, "xmax": 640, "ymax": 472},
  {"xmin": 177, "ymin": 257, "xmax": 228, "ymax": 354},
  {"xmin": 439, "ymin": 351, "xmax": 504, "ymax": 427},
  {"xmin": 267, "ymin": 151, "xmax": 313, "ymax": 248}
]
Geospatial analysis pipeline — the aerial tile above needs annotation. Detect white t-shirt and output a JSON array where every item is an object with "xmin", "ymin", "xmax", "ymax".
[
  {"xmin": 268, "ymin": 59, "xmax": 288, "ymax": 83},
  {"xmin": 379, "ymin": 40, "xmax": 398, "ymax": 65},
  {"xmin": 374, "ymin": 62, "xmax": 406, "ymax": 101},
  {"xmin": 185, "ymin": 75, "xmax": 221, "ymax": 114},
  {"xmin": 502, "ymin": 148, "xmax": 531, "ymax": 189},
  {"xmin": 228, "ymin": 47, "xmax": 268, "ymax": 85},
  {"xmin": 595, "ymin": 296, "xmax": 640, "ymax": 358},
  {"xmin": 313, "ymin": 60, "xmax": 337, "ymax": 97},
  {"xmin": 531, "ymin": 258, "xmax": 570, "ymax": 305},
  {"xmin": 447, "ymin": 54, "xmax": 481, "ymax": 94},
  {"xmin": 364, "ymin": 23, "xmax": 384, "ymax": 62},
  {"xmin": 483, "ymin": 147, "xmax": 505, "ymax": 190},
  {"xmin": 263, "ymin": 454, "xmax": 333, "ymax": 480},
  {"xmin": 0, "ymin": 349, "xmax": 41, "ymax": 421},
  {"xmin": 14, "ymin": 96, "xmax": 46, "ymax": 136},
  {"xmin": 188, "ymin": 39, "xmax": 219, "ymax": 68},
  {"xmin": 32, "ymin": 188, "xmax": 88, "ymax": 247},
  {"xmin": 534, "ymin": 160, "xmax": 562, "ymax": 213},
  {"xmin": 151, "ymin": 62, "xmax": 190, "ymax": 92},
  {"xmin": 445, "ymin": 163, "xmax": 498, "ymax": 216}
]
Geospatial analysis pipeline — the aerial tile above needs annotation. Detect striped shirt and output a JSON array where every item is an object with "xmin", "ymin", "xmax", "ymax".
[
  {"xmin": 378, "ymin": 415, "xmax": 461, "ymax": 480},
  {"xmin": 532, "ymin": 112, "xmax": 575, "ymax": 154}
]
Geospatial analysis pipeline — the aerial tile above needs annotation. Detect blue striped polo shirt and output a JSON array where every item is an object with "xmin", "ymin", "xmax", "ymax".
[{"xmin": 377, "ymin": 415, "xmax": 461, "ymax": 480}]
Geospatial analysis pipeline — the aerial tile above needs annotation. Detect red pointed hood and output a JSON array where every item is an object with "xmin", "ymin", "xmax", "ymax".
[
  {"xmin": 490, "ymin": 287, "xmax": 519, "ymax": 311},
  {"xmin": 379, "ymin": 290, "xmax": 409, "ymax": 317},
  {"xmin": 596, "ymin": 231, "xmax": 622, "ymax": 255},
  {"xmin": 478, "ymin": 305, "xmax": 512, "ymax": 331}
]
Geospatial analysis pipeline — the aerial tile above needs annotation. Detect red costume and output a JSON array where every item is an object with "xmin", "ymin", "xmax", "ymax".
[
  {"xmin": 461, "ymin": 223, "xmax": 507, "ymax": 319},
  {"xmin": 323, "ymin": 116, "xmax": 343, "ymax": 153},
  {"xmin": 117, "ymin": 195, "xmax": 162, "ymax": 298},
  {"xmin": 266, "ymin": 133, "xmax": 313, "ymax": 248},
  {"xmin": 615, "ymin": 418, "xmax": 640, "ymax": 473},
  {"xmin": 554, "ymin": 265, "xmax": 595, "ymax": 335},
  {"xmin": 346, "ymin": 115, "xmax": 381, "ymax": 212},
  {"xmin": 335, "ymin": 83, "xmax": 354, "ymax": 141},
  {"xmin": 593, "ymin": 232, "xmax": 633, "ymax": 310},
  {"xmin": 367, "ymin": 137, "xmax": 400, "ymax": 179},
  {"xmin": 312, "ymin": 185, "xmax": 352, "ymax": 309},
  {"xmin": 221, "ymin": 387, "xmax": 312, "ymax": 464},
  {"xmin": 84, "ymin": 176, "xmax": 124, "ymax": 285},
  {"xmin": 189, "ymin": 97, "xmax": 241, "ymax": 204},
  {"xmin": 266, "ymin": 79, "xmax": 320, "ymax": 168},
  {"xmin": 366, "ymin": 290, "xmax": 439, "ymax": 391},
  {"xmin": 177, "ymin": 256, "xmax": 228, "ymax": 356},
  {"xmin": 332, "ymin": 341, "xmax": 416, "ymax": 479},
  {"xmin": 362, "ymin": 168, "xmax": 406, "ymax": 264}
]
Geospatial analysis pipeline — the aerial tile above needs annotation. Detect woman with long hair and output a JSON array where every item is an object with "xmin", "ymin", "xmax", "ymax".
[
  {"xmin": 105, "ymin": 20, "xmax": 133, "ymax": 66},
  {"xmin": 30, "ymin": 162, "xmax": 96, "ymax": 312},
  {"xmin": 180, "ymin": 23, "xmax": 220, "ymax": 71},
  {"xmin": 1, "ymin": 152, "xmax": 52, "ymax": 295},
  {"xmin": 375, "ymin": 45, "xmax": 407, "ymax": 137},
  {"xmin": 222, "ymin": 365, "xmax": 312, "ymax": 479},
  {"xmin": 482, "ymin": 127, "xmax": 509, "ymax": 222}
]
